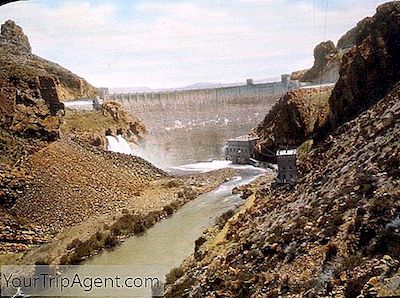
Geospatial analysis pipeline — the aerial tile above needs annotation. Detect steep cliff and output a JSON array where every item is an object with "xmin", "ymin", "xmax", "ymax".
[
  {"xmin": 260, "ymin": 2, "xmax": 400, "ymax": 158},
  {"xmin": 337, "ymin": 18, "xmax": 370, "ymax": 50},
  {"xmin": 329, "ymin": 1, "xmax": 400, "ymax": 127}
]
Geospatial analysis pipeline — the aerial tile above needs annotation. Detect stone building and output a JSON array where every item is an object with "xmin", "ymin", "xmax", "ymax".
[
  {"xmin": 226, "ymin": 136, "xmax": 259, "ymax": 164},
  {"xmin": 99, "ymin": 87, "xmax": 109, "ymax": 100},
  {"xmin": 276, "ymin": 149, "xmax": 298, "ymax": 184}
]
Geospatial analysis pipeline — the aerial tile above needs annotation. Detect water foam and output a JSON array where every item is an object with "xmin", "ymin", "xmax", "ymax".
[
  {"xmin": 106, "ymin": 135, "xmax": 134, "ymax": 155},
  {"xmin": 171, "ymin": 160, "xmax": 233, "ymax": 173}
]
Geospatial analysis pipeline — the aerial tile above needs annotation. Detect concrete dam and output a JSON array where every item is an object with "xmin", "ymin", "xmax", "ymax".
[{"xmin": 103, "ymin": 74, "xmax": 300, "ymax": 111}]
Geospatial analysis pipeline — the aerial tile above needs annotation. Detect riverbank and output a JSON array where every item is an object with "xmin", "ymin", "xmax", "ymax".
[
  {"xmin": 1, "ymin": 158, "xmax": 236, "ymax": 266},
  {"xmin": 164, "ymin": 173, "xmax": 275, "ymax": 297}
]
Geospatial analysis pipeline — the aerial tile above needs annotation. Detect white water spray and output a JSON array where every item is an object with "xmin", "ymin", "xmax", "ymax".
[{"xmin": 106, "ymin": 135, "xmax": 133, "ymax": 155}]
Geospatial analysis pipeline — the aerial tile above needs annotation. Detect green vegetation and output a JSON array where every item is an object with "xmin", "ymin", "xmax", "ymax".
[
  {"xmin": 61, "ymin": 110, "xmax": 125, "ymax": 134},
  {"xmin": 61, "ymin": 231, "xmax": 117, "ymax": 264},
  {"xmin": 166, "ymin": 267, "xmax": 184, "ymax": 284},
  {"xmin": 297, "ymin": 139, "xmax": 314, "ymax": 163}
]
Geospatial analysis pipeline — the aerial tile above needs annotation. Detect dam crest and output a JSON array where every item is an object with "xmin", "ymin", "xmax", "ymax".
[{"xmin": 101, "ymin": 74, "xmax": 301, "ymax": 111}]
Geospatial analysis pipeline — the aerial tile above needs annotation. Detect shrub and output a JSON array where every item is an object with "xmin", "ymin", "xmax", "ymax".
[
  {"xmin": 133, "ymin": 221, "xmax": 146, "ymax": 234},
  {"xmin": 110, "ymin": 214, "xmax": 140, "ymax": 235},
  {"xmin": 67, "ymin": 238, "xmax": 82, "ymax": 250},
  {"xmin": 325, "ymin": 242, "xmax": 338, "ymax": 261},
  {"xmin": 368, "ymin": 196, "xmax": 392, "ymax": 217},
  {"xmin": 324, "ymin": 211, "xmax": 344, "ymax": 238},
  {"xmin": 104, "ymin": 234, "xmax": 118, "ymax": 248},
  {"xmin": 165, "ymin": 179, "xmax": 182, "ymax": 188},
  {"xmin": 166, "ymin": 267, "xmax": 184, "ymax": 284},
  {"xmin": 340, "ymin": 254, "xmax": 363, "ymax": 272},
  {"xmin": 216, "ymin": 209, "xmax": 235, "ymax": 229},
  {"xmin": 59, "ymin": 254, "xmax": 70, "ymax": 265},
  {"xmin": 369, "ymin": 227, "xmax": 400, "ymax": 256},
  {"xmin": 194, "ymin": 236, "xmax": 207, "ymax": 253},
  {"xmin": 74, "ymin": 242, "xmax": 92, "ymax": 259},
  {"xmin": 34, "ymin": 259, "xmax": 49, "ymax": 265}
]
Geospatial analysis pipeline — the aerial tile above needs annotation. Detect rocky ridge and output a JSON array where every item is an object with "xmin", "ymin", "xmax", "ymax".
[
  {"xmin": 0, "ymin": 20, "xmax": 97, "ymax": 112},
  {"xmin": 329, "ymin": 1, "xmax": 400, "ymax": 127}
]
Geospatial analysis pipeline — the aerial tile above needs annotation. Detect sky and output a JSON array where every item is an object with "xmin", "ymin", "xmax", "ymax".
[{"xmin": 0, "ymin": 0, "xmax": 389, "ymax": 89}]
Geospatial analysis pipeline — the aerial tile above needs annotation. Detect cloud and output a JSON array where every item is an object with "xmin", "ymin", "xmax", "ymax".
[{"xmin": 0, "ymin": 0, "xmax": 388, "ymax": 88}]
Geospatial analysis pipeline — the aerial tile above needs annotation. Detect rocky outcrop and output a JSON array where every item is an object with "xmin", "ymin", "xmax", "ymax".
[
  {"xmin": 255, "ymin": 86, "xmax": 332, "ymax": 157},
  {"xmin": 329, "ymin": 1, "xmax": 400, "ymax": 127},
  {"xmin": 61, "ymin": 101, "xmax": 147, "ymax": 150},
  {"xmin": 290, "ymin": 69, "xmax": 308, "ymax": 81},
  {"xmin": 259, "ymin": 2, "xmax": 400, "ymax": 158},
  {"xmin": 291, "ymin": 15, "xmax": 369, "ymax": 84},
  {"xmin": 337, "ymin": 18, "xmax": 370, "ymax": 50},
  {"xmin": 301, "ymin": 40, "xmax": 341, "ymax": 84},
  {"xmin": 1, "ymin": 20, "xmax": 31, "ymax": 53},
  {"xmin": 0, "ymin": 19, "xmax": 98, "ymax": 104},
  {"xmin": 102, "ymin": 102, "xmax": 147, "ymax": 142}
]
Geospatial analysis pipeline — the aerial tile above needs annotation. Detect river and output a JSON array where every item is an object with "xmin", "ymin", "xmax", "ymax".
[
  {"xmin": 83, "ymin": 165, "xmax": 266, "ymax": 296},
  {"xmin": 41, "ymin": 99, "xmax": 272, "ymax": 297},
  {"xmin": 37, "ymin": 164, "xmax": 266, "ymax": 297}
]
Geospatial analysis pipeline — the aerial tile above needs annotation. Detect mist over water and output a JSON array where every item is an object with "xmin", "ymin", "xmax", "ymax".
[
  {"xmin": 124, "ymin": 96, "xmax": 277, "ymax": 167},
  {"xmin": 106, "ymin": 96, "xmax": 277, "ymax": 169}
]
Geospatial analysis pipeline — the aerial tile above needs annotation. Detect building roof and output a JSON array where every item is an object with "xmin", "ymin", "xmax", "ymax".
[
  {"xmin": 228, "ymin": 135, "xmax": 259, "ymax": 142},
  {"xmin": 276, "ymin": 149, "xmax": 297, "ymax": 156}
]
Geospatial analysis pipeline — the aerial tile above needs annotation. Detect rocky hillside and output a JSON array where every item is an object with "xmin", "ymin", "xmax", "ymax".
[
  {"xmin": 166, "ymin": 66, "xmax": 400, "ymax": 298},
  {"xmin": 11, "ymin": 138, "xmax": 166, "ymax": 232}
]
